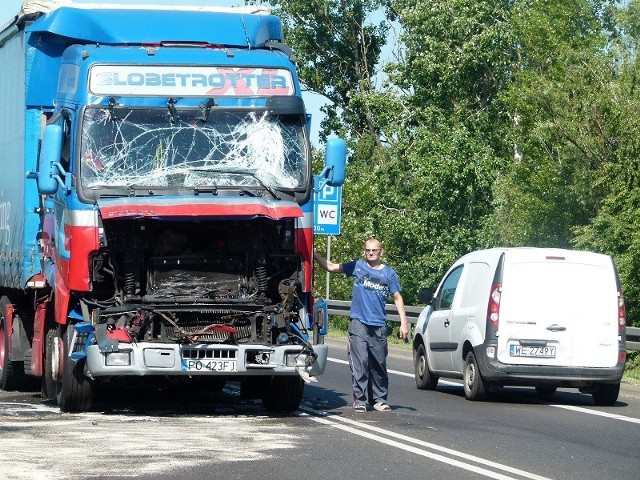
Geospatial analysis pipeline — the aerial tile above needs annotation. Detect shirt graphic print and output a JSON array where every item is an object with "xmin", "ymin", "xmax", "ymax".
[{"xmin": 343, "ymin": 260, "xmax": 401, "ymax": 327}]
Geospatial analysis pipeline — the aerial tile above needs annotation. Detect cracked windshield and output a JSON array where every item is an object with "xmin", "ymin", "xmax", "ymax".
[{"xmin": 80, "ymin": 107, "xmax": 307, "ymax": 190}]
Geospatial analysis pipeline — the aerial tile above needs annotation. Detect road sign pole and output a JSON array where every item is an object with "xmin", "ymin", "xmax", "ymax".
[{"xmin": 326, "ymin": 236, "xmax": 331, "ymax": 300}]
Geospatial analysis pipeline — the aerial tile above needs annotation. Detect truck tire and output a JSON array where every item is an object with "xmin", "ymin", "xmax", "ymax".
[
  {"xmin": 592, "ymin": 382, "xmax": 620, "ymax": 406},
  {"xmin": 463, "ymin": 351, "xmax": 489, "ymax": 401},
  {"xmin": 55, "ymin": 328, "xmax": 94, "ymax": 412},
  {"xmin": 261, "ymin": 376, "xmax": 304, "ymax": 412},
  {"xmin": 41, "ymin": 328, "xmax": 58, "ymax": 401},
  {"xmin": 0, "ymin": 295, "xmax": 26, "ymax": 391},
  {"xmin": 414, "ymin": 343, "xmax": 439, "ymax": 390}
]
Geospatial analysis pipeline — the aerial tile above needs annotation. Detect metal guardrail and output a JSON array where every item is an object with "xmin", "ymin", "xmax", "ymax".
[
  {"xmin": 325, "ymin": 299, "xmax": 640, "ymax": 352},
  {"xmin": 628, "ymin": 327, "xmax": 640, "ymax": 352}
]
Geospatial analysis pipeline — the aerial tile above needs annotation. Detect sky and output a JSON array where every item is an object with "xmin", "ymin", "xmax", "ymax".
[{"xmin": 0, "ymin": 0, "xmax": 329, "ymax": 145}]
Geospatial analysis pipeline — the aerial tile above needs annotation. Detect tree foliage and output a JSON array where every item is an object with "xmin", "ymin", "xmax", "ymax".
[
  {"xmin": 276, "ymin": 0, "xmax": 640, "ymax": 325},
  {"xmin": 271, "ymin": 0, "xmax": 388, "ymax": 143}
]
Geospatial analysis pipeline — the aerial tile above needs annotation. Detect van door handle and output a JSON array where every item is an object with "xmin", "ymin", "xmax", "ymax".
[
  {"xmin": 444, "ymin": 320, "xmax": 450, "ymax": 327},
  {"xmin": 546, "ymin": 324, "xmax": 566, "ymax": 332}
]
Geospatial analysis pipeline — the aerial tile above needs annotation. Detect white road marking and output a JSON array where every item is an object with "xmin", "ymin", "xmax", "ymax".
[
  {"xmin": 549, "ymin": 404, "xmax": 640, "ymax": 424},
  {"xmin": 299, "ymin": 407, "xmax": 552, "ymax": 480}
]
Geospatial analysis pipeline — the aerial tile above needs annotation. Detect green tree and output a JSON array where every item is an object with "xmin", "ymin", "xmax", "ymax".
[
  {"xmin": 271, "ymin": 1, "xmax": 393, "ymax": 300},
  {"xmin": 570, "ymin": 1, "xmax": 640, "ymax": 326},
  {"xmin": 485, "ymin": 0, "xmax": 617, "ymax": 247},
  {"xmin": 272, "ymin": 0, "xmax": 388, "ymax": 143},
  {"xmin": 356, "ymin": 0, "xmax": 516, "ymax": 300}
]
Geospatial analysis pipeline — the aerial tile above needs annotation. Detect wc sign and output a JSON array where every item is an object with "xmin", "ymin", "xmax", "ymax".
[{"xmin": 313, "ymin": 183, "xmax": 342, "ymax": 235}]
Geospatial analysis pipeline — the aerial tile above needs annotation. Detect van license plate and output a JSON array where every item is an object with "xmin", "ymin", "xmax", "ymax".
[
  {"xmin": 183, "ymin": 360, "xmax": 237, "ymax": 372},
  {"xmin": 509, "ymin": 345, "xmax": 556, "ymax": 358}
]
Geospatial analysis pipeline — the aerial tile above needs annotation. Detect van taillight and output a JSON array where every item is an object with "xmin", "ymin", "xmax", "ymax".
[
  {"xmin": 618, "ymin": 290, "xmax": 626, "ymax": 333},
  {"xmin": 487, "ymin": 282, "xmax": 502, "ymax": 327}
]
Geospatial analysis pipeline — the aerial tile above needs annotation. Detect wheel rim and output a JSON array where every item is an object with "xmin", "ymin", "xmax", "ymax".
[
  {"xmin": 466, "ymin": 361, "xmax": 476, "ymax": 390},
  {"xmin": 51, "ymin": 336, "xmax": 63, "ymax": 382},
  {"xmin": 417, "ymin": 354, "xmax": 426, "ymax": 379}
]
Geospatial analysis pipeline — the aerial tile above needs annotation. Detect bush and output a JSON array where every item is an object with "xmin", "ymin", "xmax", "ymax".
[{"xmin": 625, "ymin": 351, "xmax": 640, "ymax": 384}]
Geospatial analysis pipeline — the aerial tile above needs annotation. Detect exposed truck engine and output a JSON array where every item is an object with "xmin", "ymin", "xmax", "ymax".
[{"xmin": 0, "ymin": 1, "xmax": 346, "ymax": 412}]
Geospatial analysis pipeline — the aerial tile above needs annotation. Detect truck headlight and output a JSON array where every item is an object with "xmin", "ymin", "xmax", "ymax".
[
  {"xmin": 285, "ymin": 352, "xmax": 301, "ymax": 367},
  {"xmin": 105, "ymin": 351, "xmax": 131, "ymax": 366}
]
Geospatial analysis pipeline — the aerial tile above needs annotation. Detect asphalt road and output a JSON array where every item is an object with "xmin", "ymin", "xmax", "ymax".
[{"xmin": 1, "ymin": 337, "xmax": 639, "ymax": 480}]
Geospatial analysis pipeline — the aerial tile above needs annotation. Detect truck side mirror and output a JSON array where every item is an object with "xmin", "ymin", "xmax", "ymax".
[
  {"xmin": 38, "ymin": 124, "xmax": 63, "ymax": 194},
  {"xmin": 318, "ymin": 137, "xmax": 346, "ymax": 188},
  {"xmin": 324, "ymin": 138, "xmax": 346, "ymax": 186},
  {"xmin": 419, "ymin": 288, "xmax": 434, "ymax": 305}
]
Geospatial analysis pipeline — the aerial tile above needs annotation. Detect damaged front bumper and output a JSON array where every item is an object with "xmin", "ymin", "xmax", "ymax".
[{"xmin": 70, "ymin": 323, "xmax": 328, "ymax": 383}]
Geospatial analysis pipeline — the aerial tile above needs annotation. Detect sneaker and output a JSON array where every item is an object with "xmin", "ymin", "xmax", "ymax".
[
  {"xmin": 353, "ymin": 404, "xmax": 367, "ymax": 413},
  {"xmin": 373, "ymin": 402, "xmax": 391, "ymax": 412}
]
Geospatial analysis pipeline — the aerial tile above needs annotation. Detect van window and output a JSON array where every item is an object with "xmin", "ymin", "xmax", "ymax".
[
  {"xmin": 459, "ymin": 262, "xmax": 491, "ymax": 308},
  {"xmin": 436, "ymin": 265, "xmax": 463, "ymax": 310}
]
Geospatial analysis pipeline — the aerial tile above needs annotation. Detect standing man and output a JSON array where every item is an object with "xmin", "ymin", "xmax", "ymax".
[{"xmin": 314, "ymin": 237, "xmax": 409, "ymax": 412}]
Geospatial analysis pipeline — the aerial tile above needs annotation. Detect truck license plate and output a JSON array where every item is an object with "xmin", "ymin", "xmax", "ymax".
[
  {"xmin": 182, "ymin": 359, "xmax": 237, "ymax": 372},
  {"xmin": 509, "ymin": 345, "xmax": 556, "ymax": 358}
]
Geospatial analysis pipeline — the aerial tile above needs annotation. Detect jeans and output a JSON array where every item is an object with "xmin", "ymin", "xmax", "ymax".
[{"xmin": 348, "ymin": 317, "xmax": 388, "ymax": 406}]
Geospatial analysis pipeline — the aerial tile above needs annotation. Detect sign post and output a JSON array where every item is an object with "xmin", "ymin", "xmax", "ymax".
[{"xmin": 313, "ymin": 180, "xmax": 343, "ymax": 300}]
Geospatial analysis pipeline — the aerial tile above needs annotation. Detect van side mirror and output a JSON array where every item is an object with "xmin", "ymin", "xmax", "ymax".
[
  {"xmin": 38, "ymin": 124, "xmax": 63, "ymax": 194},
  {"xmin": 318, "ymin": 138, "xmax": 346, "ymax": 188},
  {"xmin": 419, "ymin": 288, "xmax": 434, "ymax": 305}
]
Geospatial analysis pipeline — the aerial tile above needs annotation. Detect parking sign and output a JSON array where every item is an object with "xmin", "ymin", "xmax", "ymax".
[{"xmin": 313, "ymin": 181, "xmax": 342, "ymax": 235}]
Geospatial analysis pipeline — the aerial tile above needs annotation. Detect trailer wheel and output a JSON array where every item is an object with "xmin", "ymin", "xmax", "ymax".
[
  {"xmin": 0, "ymin": 295, "xmax": 26, "ymax": 391},
  {"xmin": 55, "ymin": 328, "xmax": 94, "ymax": 412},
  {"xmin": 261, "ymin": 376, "xmax": 304, "ymax": 412}
]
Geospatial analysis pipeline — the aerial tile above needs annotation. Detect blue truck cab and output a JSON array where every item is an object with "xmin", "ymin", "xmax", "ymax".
[{"xmin": 0, "ymin": 2, "xmax": 346, "ymax": 412}]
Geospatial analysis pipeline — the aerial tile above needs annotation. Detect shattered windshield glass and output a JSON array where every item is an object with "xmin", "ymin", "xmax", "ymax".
[{"xmin": 79, "ymin": 107, "xmax": 308, "ymax": 190}]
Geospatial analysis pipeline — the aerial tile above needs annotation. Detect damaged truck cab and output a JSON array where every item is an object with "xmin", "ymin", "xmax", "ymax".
[{"xmin": 0, "ymin": 2, "xmax": 346, "ymax": 412}]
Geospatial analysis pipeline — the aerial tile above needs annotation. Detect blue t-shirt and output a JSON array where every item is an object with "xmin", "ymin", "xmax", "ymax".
[{"xmin": 343, "ymin": 259, "xmax": 401, "ymax": 327}]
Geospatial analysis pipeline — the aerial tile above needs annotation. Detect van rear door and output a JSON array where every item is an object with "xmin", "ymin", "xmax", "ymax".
[{"xmin": 496, "ymin": 250, "xmax": 619, "ymax": 368}]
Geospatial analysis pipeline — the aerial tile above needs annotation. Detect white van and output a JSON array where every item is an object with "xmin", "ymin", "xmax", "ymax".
[{"xmin": 413, "ymin": 247, "xmax": 627, "ymax": 405}]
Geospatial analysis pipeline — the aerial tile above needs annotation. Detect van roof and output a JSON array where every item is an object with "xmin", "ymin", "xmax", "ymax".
[{"xmin": 458, "ymin": 247, "xmax": 612, "ymax": 266}]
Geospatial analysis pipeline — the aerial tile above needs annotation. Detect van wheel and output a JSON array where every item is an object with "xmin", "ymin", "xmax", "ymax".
[
  {"xmin": 592, "ymin": 383, "xmax": 620, "ymax": 406},
  {"xmin": 463, "ymin": 351, "xmax": 489, "ymax": 401},
  {"xmin": 535, "ymin": 386, "xmax": 557, "ymax": 397},
  {"xmin": 414, "ymin": 343, "xmax": 438, "ymax": 390}
]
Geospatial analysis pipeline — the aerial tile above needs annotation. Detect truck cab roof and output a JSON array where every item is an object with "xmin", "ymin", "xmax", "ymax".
[{"xmin": 7, "ymin": 2, "xmax": 283, "ymax": 48}]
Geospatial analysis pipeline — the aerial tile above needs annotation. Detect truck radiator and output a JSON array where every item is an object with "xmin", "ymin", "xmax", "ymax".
[{"xmin": 163, "ymin": 315, "xmax": 256, "ymax": 343}]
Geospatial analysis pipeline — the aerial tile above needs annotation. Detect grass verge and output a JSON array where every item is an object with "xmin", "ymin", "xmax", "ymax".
[{"xmin": 624, "ymin": 351, "xmax": 640, "ymax": 385}]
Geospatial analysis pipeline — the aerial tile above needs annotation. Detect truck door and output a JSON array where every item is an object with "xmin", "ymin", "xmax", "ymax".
[{"xmin": 427, "ymin": 265, "xmax": 463, "ymax": 373}]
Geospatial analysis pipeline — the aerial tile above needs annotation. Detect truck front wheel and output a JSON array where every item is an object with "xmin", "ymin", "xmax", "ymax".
[
  {"xmin": 54, "ymin": 328, "xmax": 94, "ymax": 412},
  {"xmin": 261, "ymin": 376, "xmax": 304, "ymax": 412},
  {"xmin": 41, "ymin": 328, "xmax": 59, "ymax": 400}
]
